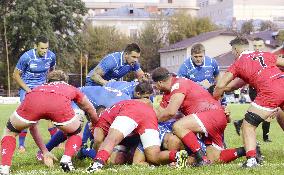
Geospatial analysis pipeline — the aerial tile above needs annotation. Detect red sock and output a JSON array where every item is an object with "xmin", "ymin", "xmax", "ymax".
[
  {"xmin": 48, "ymin": 127, "xmax": 58, "ymax": 137},
  {"xmin": 169, "ymin": 150, "xmax": 177, "ymax": 162},
  {"xmin": 94, "ymin": 150, "xmax": 110, "ymax": 164},
  {"xmin": 219, "ymin": 148, "xmax": 239, "ymax": 163},
  {"xmin": 246, "ymin": 149, "xmax": 256, "ymax": 158},
  {"xmin": 182, "ymin": 131, "xmax": 201, "ymax": 153},
  {"xmin": 63, "ymin": 135, "xmax": 82, "ymax": 157},
  {"xmin": 1, "ymin": 136, "xmax": 16, "ymax": 166},
  {"xmin": 19, "ymin": 131, "xmax": 27, "ymax": 137}
]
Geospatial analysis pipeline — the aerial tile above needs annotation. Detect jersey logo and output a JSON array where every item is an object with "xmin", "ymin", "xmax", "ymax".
[
  {"xmin": 171, "ymin": 83, "xmax": 180, "ymax": 92},
  {"xmin": 30, "ymin": 64, "xmax": 37, "ymax": 69}
]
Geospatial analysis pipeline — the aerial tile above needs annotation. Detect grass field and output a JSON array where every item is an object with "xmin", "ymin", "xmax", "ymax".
[{"xmin": 1, "ymin": 104, "xmax": 284, "ymax": 175}]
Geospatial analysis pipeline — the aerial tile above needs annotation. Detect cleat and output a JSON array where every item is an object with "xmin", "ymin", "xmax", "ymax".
[
  {"xmin": 263, "ymin": 138, "xmax": 272, "ymax": 142},
  {"xmin": 242, "ymin": 157, "xmax": 259, "ymax": 168},
  {"xmin": 233, "ymin": 120, "xmax": 242, "ymax": 136},
  {"xmin": 36, "ymin": 150, "xmax": 44, "ymax": 161},
  {"xmin": 0, "ymin": 165, "xmax": 10, "ymax": 175},
  {"xmin": 175, "ymin": 150, "xmax": 188, "ymax": 168},
  {"xmin": 256, "ymin": 143, "xmax": 264, "ymax": 164},
  {"xmin": 60, "ymin": 161, "xmax": 75, "ymax": 172},
  {"xmin": 18, "ymin": 146, "xmax": 26, "ymax": 153},
  {"xmin": 76, "ymin": 147, "xmax": 87, "ymax": 160},
  {"xmin": 86, "ymin": 159, "xmax": 104, "ymax": 173}
]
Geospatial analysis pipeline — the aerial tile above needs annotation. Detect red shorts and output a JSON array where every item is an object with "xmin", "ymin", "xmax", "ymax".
[
  {"xmin": 193, "ymin": 109, "xmax": 227, "ymax": 149},
  {"xmin": 254, "ymin": 78, "xmax": 284, "ymax": 110},
  {"xmin": 16, "ymin": 92, "xmax": 75, "ymax": 125}
]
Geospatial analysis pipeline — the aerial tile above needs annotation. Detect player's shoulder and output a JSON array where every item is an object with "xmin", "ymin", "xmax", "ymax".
[
  {"xmin": 20, "ymin": 49, "xmax": 34, "ymax": 59},
  {"xmin": 47, "ymin": 50, "xmax": 56, "ymax": 58}
]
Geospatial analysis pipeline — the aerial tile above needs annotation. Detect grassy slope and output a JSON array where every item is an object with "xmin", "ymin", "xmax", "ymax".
[{"xmin": 1, "ymin": 104, "xmax": 284, "ymax": 175}]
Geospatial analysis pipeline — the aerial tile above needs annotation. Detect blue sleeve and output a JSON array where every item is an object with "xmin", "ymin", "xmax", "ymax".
[
  {"xmin": 132, "ymin": 62, "xmax": 141, "ymax": 72},
  {"xmin": 178, "ymin": 59, "xmax": 188, "ymax": 77},
  {"xmin": 16, "ymin": 53, "xmax": 30, "ymax": 72},
  {"xmin": 98, "ymin": 54, "xmax": 118, "ymax": 75},
  {"xmin": 212, "ymin": 59, "xmax": 220, "ymax": 77},
  {"xmin": 50, "ymin": 52, "xmax": 56, "ymax": 68}
]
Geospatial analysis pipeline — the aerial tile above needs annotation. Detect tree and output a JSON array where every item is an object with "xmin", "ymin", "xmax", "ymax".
[
  {"xmin": 241, "ymin": 20, "xmax": 254, "ymax": 34},
  {"xmin": 137, "ymin": 20, "xmax": 166, "ymax": 72},
  {"xmin": 168, "ymin": 11, "xmax": 217, "ymax": 44},
  {"xmin": 260, "ymin": 20, "xmax": 278, "ymax": 31},
  {"xmin": 277, "ymin": 30, "xmax": 284, "ymax": 44},
  {"xmin": 79, "ymin": 25, "xmax": 129, "ymax": 72},
  {"xmin": 0, "ymin": 0, "xmax": 87, "ymax": 89}
]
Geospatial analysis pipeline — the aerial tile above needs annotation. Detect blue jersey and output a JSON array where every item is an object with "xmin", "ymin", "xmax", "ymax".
[
  {"xmin": 178, "ymin": 56, "xmax": 219, "ymax": 87},
  {"xmin": 105, "ymin": 81, "xmax": 138, "ymax": 99},
  {"xmin": 77, "ymin": 86, "xmax": 131, "ymax": 108},
  {"xmin": 86, "ymin": 52, "xmax": 141, "ymax": 86},
  {"xmin": 16, "ymin": 49, "xmax": 56, "ymax": 89}
]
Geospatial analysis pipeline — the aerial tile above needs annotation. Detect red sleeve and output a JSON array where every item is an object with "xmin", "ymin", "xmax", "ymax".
[
  {"xmin": 73, "ymin": 87, "xmax": 85, "ymax": 103},
  {"xmin": 227, "ymin": 60, "xmax": 239, "ymax": 78}
]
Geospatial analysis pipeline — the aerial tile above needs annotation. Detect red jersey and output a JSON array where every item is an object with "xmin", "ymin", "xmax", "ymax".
[
  {"xmin": 17, "ymin": 82, "xmax": 85, "ymax": 123},
  {"xmin": 160, "ymin": 77, "xmax": 222, "ymax": 115},
  {"xmin": 228, "ymin": 51, "xmax": 283, "ymax": 90},
  {"xmin": 97, "ymin": 100, "xmax": 158, "ymax": 135}
]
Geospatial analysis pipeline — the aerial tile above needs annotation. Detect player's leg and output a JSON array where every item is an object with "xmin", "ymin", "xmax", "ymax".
[
  {"xmin": 47, "ymin": 121, "xmax": 58, "ymax": 138},
  {"xmin": 241, "ymin": 103, "xmax": 274, "ymax": 168},
  {"xmin": 262, "ymin": 121, "xmax": 271, "ymax": 142},
  {"xmin": 56, "ymin": 115, "xmax": 83, "ymax": 172},
  {"xmin": 172, "ymin": 114, "xmax": 209, "ymax": 166},
  {"xmin": 1, "ymin": 112, "xmax": 32, "ymax": 175}
]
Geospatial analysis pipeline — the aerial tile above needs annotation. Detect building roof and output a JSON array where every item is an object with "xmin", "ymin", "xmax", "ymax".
[
  {"xmin": 159, "ymin": 30, "xmax": 236, "ymax": 53},
  {"xmin": 248, "ymin": 30, "xmax": 280, "ymax": 48},
  {"xmin": 214, "ymin": 51, "xmax": 235, "ymax": 70},
  {"xmin": 95, "ymin": 6, "xmax": 153, "ymax": 18}
]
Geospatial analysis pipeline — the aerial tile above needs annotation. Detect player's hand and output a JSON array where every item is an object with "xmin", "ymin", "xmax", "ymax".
[
  {"xmin": 266, "ymin": 108, "xmax": 280, "ymax": 121},
  {"xmin": 199, "ymin": 79, "xmax": 212, "ymax": 89},
  {"xmin": 43, "ymin": 152, "xmax": 58, "ymax": 168}
]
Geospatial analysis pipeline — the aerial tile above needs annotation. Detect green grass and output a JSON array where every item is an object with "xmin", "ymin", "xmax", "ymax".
[{"xmin": 1, "ymin": 104, "xmax": 284, "ymax": 175}]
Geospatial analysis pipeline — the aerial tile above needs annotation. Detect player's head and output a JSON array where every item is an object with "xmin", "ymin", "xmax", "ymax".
[
  {"xmin": 35, "ymin": 35, "xmax": 49, "ymax": 57},
  {"xmin": 138, "ymin": 72, "xmax": 150, "ymax": 83},
  {"xmin": 96, "ymin": 105, "xmax": 106, "ymax": 116},
  {"xmin": 124, "ymin": 43, "xmax": 141, "ymax": 67},
  {"xmin": 151, "ymin": 67, "xmax": 172, "ymax": 92},
  {"xmin": 191, "ymin": 43, "xmax": 205, "ymax": 66},
  {"xmin": 253, "ymin": 37, "xmax": 265, "ymax": 52},
  {"xmin": 47, "ymin": 70, "xmax": 69, "ymax": 83},
  {"xmin": 133, "ymin": 81, "xmax": 153, "ymax": 99},
  {"xmin": 229, "ymin": 37, "xmax": 249, "ymax": 58}
]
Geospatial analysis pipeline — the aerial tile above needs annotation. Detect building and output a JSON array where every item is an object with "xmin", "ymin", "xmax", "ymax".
[
  {"xmin": 82, "ymin": 0, "xmax": 199, "ymax": 37},
  {"xmin": 197, "ymin": 0, "xmax": 284, "ymax": 28},
  {"xmin": 159, "ymin": 30, "xmax": 283, "ymax": 72}
]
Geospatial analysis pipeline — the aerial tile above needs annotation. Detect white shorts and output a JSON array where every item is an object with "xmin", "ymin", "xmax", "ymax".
[{"xmin": 110, "ymin": 116, "xmax": 138, "ymax": 137}]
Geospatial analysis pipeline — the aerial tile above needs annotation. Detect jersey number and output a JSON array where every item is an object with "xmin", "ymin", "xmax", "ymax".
[{"xmin": 252, "ymin": 56, "xmax": 267, "ymax": 68}]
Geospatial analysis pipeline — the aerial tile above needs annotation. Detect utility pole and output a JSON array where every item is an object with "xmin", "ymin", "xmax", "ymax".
[{"xmin": 3, "ymin": 16, "xmax": 11, "ymax": 97}]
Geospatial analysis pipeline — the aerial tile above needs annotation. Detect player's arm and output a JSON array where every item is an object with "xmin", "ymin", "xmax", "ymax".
[
  {"xmin": 136, "ymin": 69, "xmax": 145, "ymax": 81},
  {"xmin": 49, "ymin": 52, "xmax": 56, "ymax": 72},
  {"xmin": 156, "ymin": 93, "xmax": 185, "ymax": 122},
  {"xmin": 91, "ymin": 66, "xmax": 108, "ymax": 86},
  {"xmin": 225, "ymin": 78, "xmax": 246, "ymax": 91},
  {"xmin": 30, "ymin": 124, "xmax": 57, "ymax": 167},
  {"xmin": 276, "ymin": 56, "xmax": 284, "ymax": 68},
  {"xmin": 213, "ymin": 72, "xmax": 234, "ymax": 100},
  {"xmin": 13, "ymin": 68, "xmax": 31, "ymax": 92},
  {"xmin": 132, "ymin": 147, "xmax": 148, "ymax": 165},
  {"xmin": 77, "ymin": 95, "xmax": 99, "ymax": 125}
]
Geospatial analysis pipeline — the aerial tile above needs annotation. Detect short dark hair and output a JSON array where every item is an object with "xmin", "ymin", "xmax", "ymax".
[
  {"xmin": 47, "ymin": 70, "xmax": 68, "ymax": 83},
  {"xmin": 191, "ymin": 43, "xmax": 205, "ymax": 55},
  {"xmin": 135, "ymin": 81, "xmax": 153, "ymax": 95},
  {"xmin": 35, "ymin": 36, "xmax": 49, "ymax": 45},
  {"xmin": 124, "ymin": 43, "xmax": 141, "ymax": 54},
  {"xmin": 229, "ymin": 37, "xmax": 249, "ymax": 46},
  {"xmin": 253, "ymin": 37, "xmax": 264, "ymax": 42},
  {"xmin": 151, "ymin": 67, "xmax": 170, "ymax": 82}
]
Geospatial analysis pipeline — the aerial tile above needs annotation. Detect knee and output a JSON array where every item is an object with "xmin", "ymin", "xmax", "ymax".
[{"xmin": 167, "ymin": 134, "xmax": 182, "ymax": 150}]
